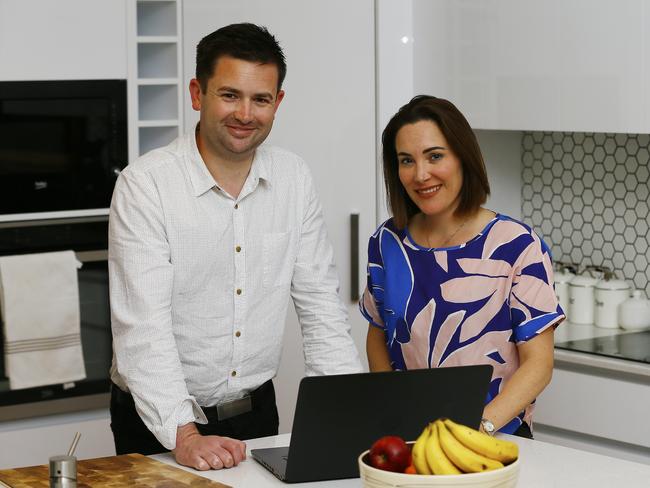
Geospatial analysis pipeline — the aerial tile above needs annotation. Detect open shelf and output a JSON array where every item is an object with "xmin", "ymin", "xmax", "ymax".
[
  {"xmin": 138, "ymin": 84, "xmax": 178, "ymax": 120},
  {"xmin": 139, "ymin": 126, "xmax": 179, "ymax": 155},
  {"xmin": 137, "ymin": 1, "xmax": 177, "ymax": 37},
  {"xmin": 137, "ymin": 43, "xmax": 178, "ymax": 79},
  {"xmin": 129, "ymin": 0, "xmax": 183, "ymax": 160}
]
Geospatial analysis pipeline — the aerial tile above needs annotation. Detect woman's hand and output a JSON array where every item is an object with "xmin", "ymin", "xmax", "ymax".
[{"xmin": 482, "ymin": 327, "xmax": 555, "ymax": 431}]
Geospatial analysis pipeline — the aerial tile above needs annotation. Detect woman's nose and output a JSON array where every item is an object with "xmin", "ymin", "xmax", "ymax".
[{"xmin": 415, "ymin": 162, "xmax": 430, "ymax": 182}]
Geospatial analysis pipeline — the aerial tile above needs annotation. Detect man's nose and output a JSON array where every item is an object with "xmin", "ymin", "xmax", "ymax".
[{"xmin": 234, "ymin": 100, "xmax": 253, "ymax": 123}]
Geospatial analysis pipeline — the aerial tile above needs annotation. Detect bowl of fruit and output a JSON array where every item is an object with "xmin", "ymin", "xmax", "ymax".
[{"xmin": 358, "ymin": 418, "xmax": 520, "ymax": 487}]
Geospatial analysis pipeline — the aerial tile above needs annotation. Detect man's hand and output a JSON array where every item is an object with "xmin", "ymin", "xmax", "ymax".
[{"xmin": 172, "ymin": 423, "xmax": 247, "ymax": 471}]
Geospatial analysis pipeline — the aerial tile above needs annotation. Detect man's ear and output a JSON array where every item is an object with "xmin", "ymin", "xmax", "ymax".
[
  {"xmin": 189, "ymin": 79, "xmax": 202, "ymax": 111},
  {"xmin": 274, "ymin": 89, "xmax": 285, "ymax": 112}
]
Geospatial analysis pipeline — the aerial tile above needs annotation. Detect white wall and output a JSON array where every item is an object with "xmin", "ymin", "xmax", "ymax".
[{"xmin": 0, "ymin": 0, "xmax": 127, "ymax": 81}]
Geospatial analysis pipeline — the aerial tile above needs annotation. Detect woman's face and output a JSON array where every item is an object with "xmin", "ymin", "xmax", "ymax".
[{"xmin": 396, "ymin": 120, "xmax": 463, "ymax": 219}]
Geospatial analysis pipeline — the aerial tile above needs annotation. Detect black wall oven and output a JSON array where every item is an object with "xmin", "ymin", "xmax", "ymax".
[{"xmin": 0, "ymin": 216, "xmax": 111, "ymax": 421}]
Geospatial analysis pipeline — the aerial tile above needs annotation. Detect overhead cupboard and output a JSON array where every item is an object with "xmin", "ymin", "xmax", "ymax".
[{"xmin": 410, "ymin": 0, "xmax": 650, "ymax": 133}]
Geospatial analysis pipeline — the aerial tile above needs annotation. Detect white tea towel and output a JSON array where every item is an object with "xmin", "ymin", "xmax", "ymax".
[{"xmin": 0, "ymin": 250, "xmax": 86, "ymax": 390}]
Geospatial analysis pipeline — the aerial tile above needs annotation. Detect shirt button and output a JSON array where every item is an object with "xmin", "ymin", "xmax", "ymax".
[
  {"xmin": 235, "ymin": 331, "xmax": 241, "ymax": 337},
  {"xmin": 231, "ymin": 370, "xmax": 237, "ymax": 377},
  {"xmin": 234, "ymin": 204, "xmax": 239, "ymax": 209},
  {"xmin": 236, "ymin": 288, "xmax": 242, "ymax": 295},
  {"xmin": 235, "ymin": 246, "xmax": 241, "ymax": 253}
]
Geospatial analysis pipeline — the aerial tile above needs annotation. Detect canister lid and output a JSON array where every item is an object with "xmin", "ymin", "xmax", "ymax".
[
  {"xmin": 595, "ymin": 278, "xmax": 630, "ymax": 291},
  {"xmin": 554, "ymin": 269, "xmax": 576, "ymax": 284},
  {"xmin": 568, "ymin": 275, "xmax": 599, "ymax": 287}
]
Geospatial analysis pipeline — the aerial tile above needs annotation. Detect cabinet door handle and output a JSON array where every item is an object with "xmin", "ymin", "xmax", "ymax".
[{"xmin": 350, "ymin": 212, "xmax": 360, "ymax": 302}]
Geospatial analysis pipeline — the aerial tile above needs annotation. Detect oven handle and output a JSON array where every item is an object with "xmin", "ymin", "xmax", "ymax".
[{"xmin": 75, "ymin": 250, "xmax": 108, "ymax": 263}]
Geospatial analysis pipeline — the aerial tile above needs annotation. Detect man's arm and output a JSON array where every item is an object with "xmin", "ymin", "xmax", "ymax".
[
  {"xmin": 110, "ymin": 169, "xmax": 207, "ymax": 445},
  {"xmin": 289, "ymin": 164, "xmax": 362, "ymax": 375}
]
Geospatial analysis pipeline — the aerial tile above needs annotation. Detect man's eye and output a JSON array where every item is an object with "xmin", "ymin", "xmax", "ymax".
[
  {"xmin": 221, "ymin": 93, "xmax": 237, "ymax": 100},
  {"xmin": 254, "ymin": 97, "xmax": 271, "ymax": 105}
]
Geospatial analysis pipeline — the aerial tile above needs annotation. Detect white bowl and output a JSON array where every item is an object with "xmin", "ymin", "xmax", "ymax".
[{"xmin": 358, "ymin": 450, "xmax": 520, "ymax": 488}]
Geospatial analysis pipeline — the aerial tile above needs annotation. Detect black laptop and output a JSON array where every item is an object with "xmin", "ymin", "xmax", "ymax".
[{"xmin": 251, "ymin": 364, "xmax": 493, "ymax": 483}]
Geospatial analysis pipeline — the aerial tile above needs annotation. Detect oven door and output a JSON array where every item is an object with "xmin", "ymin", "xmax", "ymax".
[{"xmin": 0, "ymin": 218, "xmax": 112, "ymax": 421}]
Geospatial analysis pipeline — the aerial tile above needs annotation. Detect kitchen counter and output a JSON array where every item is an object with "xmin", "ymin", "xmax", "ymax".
[
  {"xmin": 151, "ymin": 433, "xmax": 650, "ymax": 487},
  {"xmin": 553, "ymin": 322, "xmax": 650, "ymax": 377}
]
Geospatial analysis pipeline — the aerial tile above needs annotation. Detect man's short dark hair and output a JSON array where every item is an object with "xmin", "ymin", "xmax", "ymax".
[
  {"xmin": 382, "ymin": 95, "xmax": 491, "ymax": 229},
  {"xmin": 195, "ymin": 23, "xmax": 286, "ymax": 93}
]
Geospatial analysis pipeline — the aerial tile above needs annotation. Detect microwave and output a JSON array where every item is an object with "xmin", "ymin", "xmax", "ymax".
[{"xmin": 0, "ymin": 79, "xmax": 128, "ymax": 220}]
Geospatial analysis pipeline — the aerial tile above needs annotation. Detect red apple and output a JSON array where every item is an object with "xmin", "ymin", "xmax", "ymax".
[{"xmin": 368, "ymin": 435, "xmax": 411, "ymax": 472}]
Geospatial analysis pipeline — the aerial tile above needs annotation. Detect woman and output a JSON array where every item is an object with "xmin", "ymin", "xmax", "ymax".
[{"xmin": 360, "ymin": 95, "xmax": 564, "ymax": 438}]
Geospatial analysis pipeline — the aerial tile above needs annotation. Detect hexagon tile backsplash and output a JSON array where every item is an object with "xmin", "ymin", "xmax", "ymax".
[{"xmin": 521, "ymin": 132, "xmax": 650, "ymax": 297}]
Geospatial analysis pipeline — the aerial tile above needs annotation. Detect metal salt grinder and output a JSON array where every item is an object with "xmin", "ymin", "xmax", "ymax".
[{"xmin": 49, "ymin": 432, "xmax": 81, "ymax": 488}]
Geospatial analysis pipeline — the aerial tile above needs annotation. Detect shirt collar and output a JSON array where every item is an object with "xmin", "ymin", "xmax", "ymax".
[{"xmin": 186, "ymin": 125, "xmax": 273, "ymax": 197}]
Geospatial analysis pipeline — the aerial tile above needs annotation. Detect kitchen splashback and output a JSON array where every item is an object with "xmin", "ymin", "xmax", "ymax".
[{"xmin": 521, "ymin": 132, "xmax": 650, "ymax": 297}]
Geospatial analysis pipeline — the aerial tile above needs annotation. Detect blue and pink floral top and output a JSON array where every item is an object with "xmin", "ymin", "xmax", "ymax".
[{"xmin": 359, "ymin": 213, "xmax": 565, "ymax": 434}]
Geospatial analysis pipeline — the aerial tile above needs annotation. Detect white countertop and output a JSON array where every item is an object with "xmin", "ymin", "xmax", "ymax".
[{"xmin": 152, "ymin": 432, "xmax": 650, "ymax": 487}]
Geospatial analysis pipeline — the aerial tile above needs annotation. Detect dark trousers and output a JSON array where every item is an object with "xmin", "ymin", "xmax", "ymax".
[{"xmin": 109, "ymin": 380, "xmax": 279, "ymax": 455}]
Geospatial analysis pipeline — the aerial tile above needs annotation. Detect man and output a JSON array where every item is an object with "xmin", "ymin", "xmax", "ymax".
[{"xmin": 108, "ymin": 23, "xmax": 362, "ymax": 471}]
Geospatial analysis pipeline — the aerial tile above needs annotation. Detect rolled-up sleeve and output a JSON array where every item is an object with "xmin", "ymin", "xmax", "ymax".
[
  {"xmin": 109, "ymin": 169, "xmax": 207, "ymax": 450},
  {"xmin": 509, "ymin": 233, "xmax": 565, "ymax": 344},
  {"xmin": 289, "ymin": 164, "xmax": 362, "ymax": 376}
]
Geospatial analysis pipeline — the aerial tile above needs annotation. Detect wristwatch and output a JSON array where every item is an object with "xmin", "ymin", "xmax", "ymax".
[{"xmin": 480, "ymin": 418, "xmax": 495, "ymax": 436}]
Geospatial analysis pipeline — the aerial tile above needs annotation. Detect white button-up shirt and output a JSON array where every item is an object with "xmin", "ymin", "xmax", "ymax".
[{"xmin": 109, "ymin": 130, "xmax": 362, "ymax": 449}]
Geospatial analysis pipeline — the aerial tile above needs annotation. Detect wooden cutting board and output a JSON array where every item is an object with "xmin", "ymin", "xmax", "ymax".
[{"xmin": 0, "ymin": 453, "xmax": 231, "ymax": 487}]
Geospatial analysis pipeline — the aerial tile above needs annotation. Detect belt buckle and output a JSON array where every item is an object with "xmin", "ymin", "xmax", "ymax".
[{"xmin": 216, "ymin": 395, "xmax": 252, "ymax": 420}]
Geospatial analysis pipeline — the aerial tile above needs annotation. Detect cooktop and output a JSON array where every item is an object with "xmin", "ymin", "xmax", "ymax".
[{"xmin": 555, "ymin": 330, "xmax": 650, "ymax": 365}]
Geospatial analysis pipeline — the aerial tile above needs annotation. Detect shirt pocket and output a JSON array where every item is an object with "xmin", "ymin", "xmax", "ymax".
[{"xmin": 263, "ymin": 231, "xmax": 295, "ymax": 288}]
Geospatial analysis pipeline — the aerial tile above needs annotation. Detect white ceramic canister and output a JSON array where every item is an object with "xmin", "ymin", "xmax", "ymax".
[
  {"xmin": 594, "ymin": 278, "xmax": 631, "ymax": 328},
  {"xmin": 554, "ymin": 268, "xmax": 575, "ymax": 318},
  {"xmin": 618, "ymin": 290, "xmax": 650, "ymax": 331},
  {"xmin": 568, "ymin": 275, "xmax": 600, "ymax": 324}
]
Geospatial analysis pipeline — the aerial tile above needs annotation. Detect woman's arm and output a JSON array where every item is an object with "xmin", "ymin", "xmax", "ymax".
[
  {"xmin": 481, "ymin": 327, "xmax": 555, "ymax": 431},
  {"xmin": 366, "ymin": 325, "xmax": 393, "ymax": 372}
]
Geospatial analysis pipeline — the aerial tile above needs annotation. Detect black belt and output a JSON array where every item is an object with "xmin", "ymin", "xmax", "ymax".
[{"xmin": 202, "ymin": 379, "xmax": 273, "ymax": 421}]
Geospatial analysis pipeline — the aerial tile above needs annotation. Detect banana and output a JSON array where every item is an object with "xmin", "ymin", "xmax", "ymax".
[
  {"xmin": 424, "ymin": 421, "xmax": 462, "ymax": 475},
  {"xmin": 411, "ymin": 424, "xmax": 433, "ymax": 475},
  {"xmin": 436, "ymin": 419, "xmax": 504, "ymax": 473},
  {"xmin": 443, "ymin": 418, "xmax": 519, "ymax": 464}
]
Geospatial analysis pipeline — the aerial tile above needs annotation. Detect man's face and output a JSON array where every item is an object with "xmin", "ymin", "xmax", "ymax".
[{"xmin": 189, "ymin": 56, "xmax": 284, "ymax": 163}]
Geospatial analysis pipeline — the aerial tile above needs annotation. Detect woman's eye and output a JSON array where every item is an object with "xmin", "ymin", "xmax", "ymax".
[
  {"xmin": 430, "ymin": 153, "xmax": 443, "ymax": 161},
  {"xmin": 399, "ymin": 158, "xmax": 413, "ymax": 165}
]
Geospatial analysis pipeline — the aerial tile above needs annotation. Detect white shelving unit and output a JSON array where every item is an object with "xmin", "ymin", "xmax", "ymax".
[{"xmin": 127, "ymin": 0, "xmax": 183, "ymax": 162}]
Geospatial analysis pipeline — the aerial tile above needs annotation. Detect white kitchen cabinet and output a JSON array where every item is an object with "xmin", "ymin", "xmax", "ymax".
[
  {"xmin": 535, "ymin": 352, "xmax": 650, "ymax": 465},
  {"xmin": 0, "ymin": 0, "xmax": 127, "ymax": 81},
  {"xmin": 408, "ymin": 0, "xmax": 650, "ymax": 133},
  {"xmin": 127, "ymin": 0, "xmax": 184, "ymax": 162},
  {"xmin": 182, "ymin": 0, "xmax": 377, "ymax": 432},
  {"xmin": 0, "ymin": 409, "xmax": 114, "ymax": 469}
]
